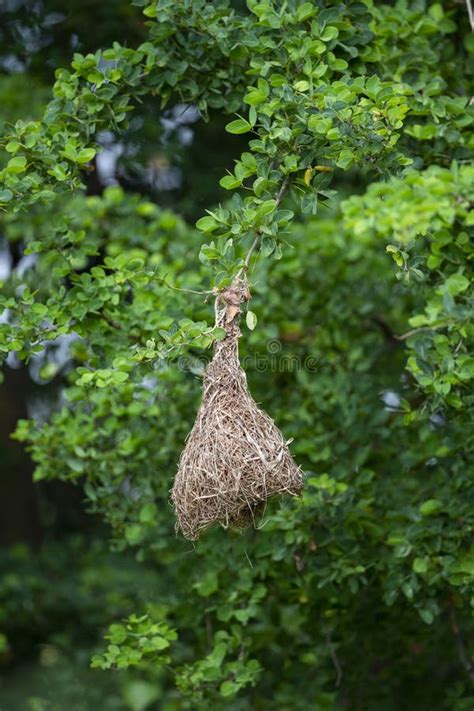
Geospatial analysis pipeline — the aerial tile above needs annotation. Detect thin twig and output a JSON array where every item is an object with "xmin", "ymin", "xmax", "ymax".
[
  {"xmin": 466, "ymin": 0, "xmax": 474, "ymax": 30},
  {"xmin": 395, "ymin": 323, "xmax": 450, "ymax": 341},
  {"xmin": 156, "ymin": 274, "xmax": 215, "ymax": 296},
  {"xmin": 100, "ymin": 311, "xmax": 123, "ymax": 330},
  {"xmin": 453, "ymin": 338, "xmax": 464, "ymax": 355},
  {"xmin": 237, "ymin": 174, "xmax": 291, "ymax": 279},
  {"xmin": 323, "ymin": 625, "xmax": 343, "ymax": 688},
  {"xmin": 205, "ymin": 613, "xmax": 213, "ymax": 649},
  {"xmin": 243, "ymin": 232, "xmax": 262, "ymax": 270},
  {"xmin": 275, "ymin": 174, "xmax": 290, "ymax": 205},
  {"xmin": 449, "ymin": 593, "xmax": 474, "ymax": 681}
]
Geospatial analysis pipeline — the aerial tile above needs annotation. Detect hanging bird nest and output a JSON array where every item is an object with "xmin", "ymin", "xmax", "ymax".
[{"xmin": 171, "ymin": 278, "xmax": 303, "ymax": 540}]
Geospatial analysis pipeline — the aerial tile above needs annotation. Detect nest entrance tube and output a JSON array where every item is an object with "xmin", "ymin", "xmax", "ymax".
[{"xmin": 171, "ymin": 279, "xmax": 303, "ymax": 540}]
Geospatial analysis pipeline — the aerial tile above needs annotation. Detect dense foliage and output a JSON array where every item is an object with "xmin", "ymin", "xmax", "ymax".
[{"xmin": 0, "ymin": 1, "xmax": 473, "ymax": 709}]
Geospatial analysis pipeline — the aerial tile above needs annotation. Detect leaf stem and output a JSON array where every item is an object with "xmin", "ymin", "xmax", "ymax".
[{"xmin": 156, "ymin": 273, "xmax": 215, "ymax": 296}]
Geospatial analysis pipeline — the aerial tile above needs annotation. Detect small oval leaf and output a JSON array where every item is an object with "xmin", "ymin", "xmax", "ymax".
[{"xmin": 246, "ymin": 310, "xmax": 257, "ymax": 330}]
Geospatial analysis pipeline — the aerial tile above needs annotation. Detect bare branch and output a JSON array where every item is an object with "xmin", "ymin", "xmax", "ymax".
[{"xmin": 466, "ymin": 0, "xmax": 474, "ymax": 31}]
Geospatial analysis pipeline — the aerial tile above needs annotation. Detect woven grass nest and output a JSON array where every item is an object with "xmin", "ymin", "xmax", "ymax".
[{"xmin": 171, "ymin": 279, "xmax": 303, "ymax": 540}]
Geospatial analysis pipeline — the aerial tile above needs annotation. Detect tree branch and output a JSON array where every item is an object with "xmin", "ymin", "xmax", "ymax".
[
  {"xmin": 394, "ymin": 323, "xmax": 450, "ymax": 341},
  {"xmin": 466, "ymin": 0, "xmax": 474, "ymax": 31},
  {"xmin": 238, "ymin": 174, "xmax": 291, "ymax": 278},
  {"xmin": 449, "ymin": 594, "xmax": 474, "ymax": 682},
  {"xmin": 323, "ymin": 625, "xmax": 343, "ymax": 688}
]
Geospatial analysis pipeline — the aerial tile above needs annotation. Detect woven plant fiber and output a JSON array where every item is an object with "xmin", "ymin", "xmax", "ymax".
[{"xmin": 171, "ymin": 280, "xmax": 303, "ymax": 540}]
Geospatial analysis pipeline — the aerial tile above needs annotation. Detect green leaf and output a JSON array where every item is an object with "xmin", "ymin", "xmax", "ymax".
[
  {"xmin": 150, "ymin": 636, "xmax": 170, "ymax": 650},
  {"xmin": 419, "ymin": 499, "xmax": 442, "ymax": 517},
  {"xmin": 308, "ymin": 116, "xmax": 332, "ymax": 134},
  {"xmin": 77, "ymin": 148, "xmax": 96, "ymax": 164},
  {"xmin": 419, "ymin": 608, "xmax": 434, "ymax": 625},
  {"xmin": 244, "ymin": 91, "xmax": 265, "ymax": 106},
  {"xmin": 261, "ymin": 237, "xmax": 276, "ymax": 257},
  {"xmin": 213, "ymin": 327, "xmax": 226, "ymax": 340},
  {"xmin": 113, "ymin": 371, "xmax": 129, "ymax": 383},
  {"xmin": 49, "ymin": 164, "xmax": 68, "ymax": 181},
  {"xmin": 62, "ymin": 142, "xmax": 77, "ymax": 161},
  {"xmin": 125, "ymin": 524, "xmax": 144, "ymax": 545},
  {"xmin": 413, "ymin": 557, "xmax": 429, "ymax": 574},
  {"xmin": 336, "ymin": 149, "xmax": 354, "ymax": 169},
  {"xmin": 296, "ymin": 2, "xmax": 316, "ymax": 21},
  {"xmin": 122, "ymin": 681, "xmax": 159, "ymax": 711},
  {"xmin": 444, "ymin": 273, "xmax": 469, "ymax": 296},
  {"xmin": 321, "ymin": 26, "xmax": 339, "ymax": 41},
  {"xmin": 295, "ymin": 80, "xmax": 310, "ymax": 92},
  {"xmin": 256, "ymin": 199, "xmax": 276, "ymax": 220},
  {"xmin": 246, "ymin": 310, "xmax": 257, "ymax": 330},
  {"xmin": 142, "ymin": 5, "xmax": 157, "ymax": 17},
  {"xmin": 0, "ymin": 189, "xmax": 13, "ymax": 203},
  {"xmin": 220, "ymin": 175, "xmax": 241, "ymax": 190},
  {"xmin": 225, "ymin": 118, "xmax": 252, "ymax": 134},
  {"xmin": 220, "ymin": 680, "xmax": 239, "ymax": 697},
  {"xmin": 196, "ymin": 216, "xmax": 218, "ymax": 232},
  {"xmin": 87, "ymin": 70, "xmax": 105, "ymax": 85},
  {"xmin": 139, "ymin": 503, "xmax": 157, "ymax": 524},
  {"xmin": 6, "ymin": 156, "xmax": 27, "ymax": 174},
  {"xmin": 5, "ymin": 141, "xmax": 20, "ymax": 153}
]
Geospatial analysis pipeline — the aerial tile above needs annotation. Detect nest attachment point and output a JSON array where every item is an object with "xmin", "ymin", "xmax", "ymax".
[{"xmin": 171, "ymin": 279, "xmax": 303, "ymax": 540}]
